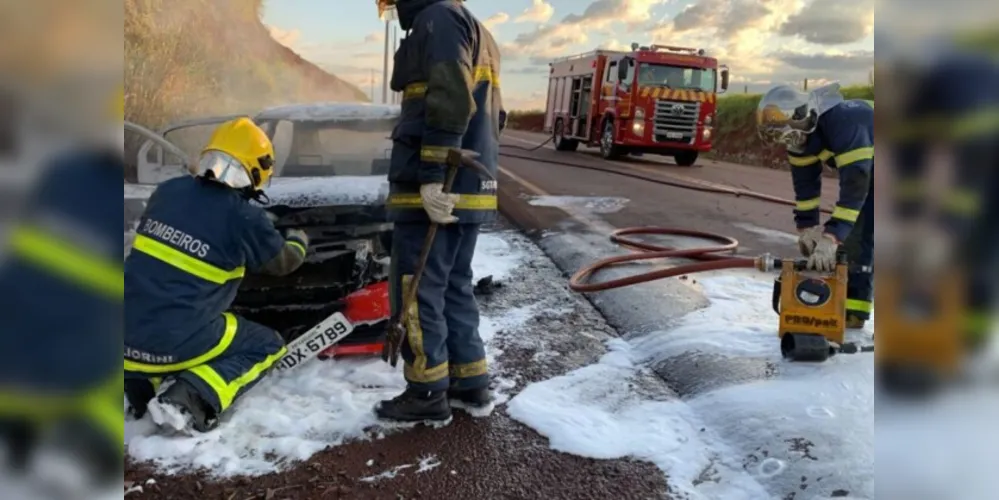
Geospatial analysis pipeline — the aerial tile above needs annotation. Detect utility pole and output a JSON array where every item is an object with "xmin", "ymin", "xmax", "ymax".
[
  {"xmin": 382, "ymin": 18, "xmax": 390, "ymax": 104},
  {"xmin": 370, "ymin": 69, "xmax": 375, "ymax": 102},
  {"xmin": 392, "ymin": 27, "xmax": 399, "ymax": 104}
]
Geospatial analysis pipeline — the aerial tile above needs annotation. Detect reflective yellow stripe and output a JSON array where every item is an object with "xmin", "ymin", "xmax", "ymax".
[
  {"xmin": 835, "ymin": 147, "xmax": 874, "ymax": 168},
  {"xmin": 287, "ymin": 240, "xmax": 306, "ymax": 256},
  {"xmin": 473, "ymin": 65, "xmax": 499, "ymax": 85},
  {"xmin": 951, "ymin": 108, "xmax": 999, "ymax": 139},
  {"xmin": 796, "ymin": 198, "xmax": 821, "ymax": 211},
  {"xmin": 896, "ymin": 179, "xmax": 923, "ymax": 199},
  {"xmin": 400, "ymin": 275, "xmax": 449, "ymax": 384},
  {"xmin": 124, "ymin": 313, "xmax": 239, "ymax": 373},
  {"xmin": 404, "ymin": 82, "xmax": 427, "ymax": 100},
  {"xmin": 387, "ymin": 194, "xmax": 498, "ymax": 210},
  {"xmin": 944, "ymin": 189, "xmax": 981, "ymax": 215},
  {"xmin": 403, "ymin": 65, "xmax": 498, "ymax": 102},
  {"xmin": 133, "ymin": 234, "xmax": 245, "ymax": 284},
  {"xmin": 83, "ymin": 391, "xmax": 125, "ymax": 451},
  {"xmin": 832, "ymin": 206, "xmax": 860, "ymax": 222},
  {"xmin": 450, "ymin": 359, "xmax": 488, "ymax": 379},
  {"xmin": 9, "ymin": 225, "xmax": 122, "ymax": 299},
  {"xmin": 188, "ymin": 347, "xmax": 286, "ymax": 410},
  {"xmin": 846, "ymin": 299, "xmax": 872, "ymax": 314},
  {"xmin": 420, "ymin": 146, "xmax": 450, "ymax": 163},
  {"xmin": 818, "ymin": 150, "xmax": 834, "ymax": 162},
  {"xmin": 0, "ymin": 374, "xmax": 121, "ymax": 420},
  {"xmin": 788, "ymin": 155, "xmax": 819, "ymax": 167},
  {"xmin": 966, "ymin": 312, "xmax": 992, "ymax": 337}
]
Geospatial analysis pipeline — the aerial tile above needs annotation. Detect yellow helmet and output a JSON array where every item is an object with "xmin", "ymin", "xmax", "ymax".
[{"xmin": 198, "ymin": 118, "xmax": 275, "ymax": 191}]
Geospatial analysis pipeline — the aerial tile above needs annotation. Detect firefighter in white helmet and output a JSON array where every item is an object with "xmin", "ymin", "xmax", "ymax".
[{"xmin": 757, "ymin": 83, "xmax": 875, "ymax": 329}]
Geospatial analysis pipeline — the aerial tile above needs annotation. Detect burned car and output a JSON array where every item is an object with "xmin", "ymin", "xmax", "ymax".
[{"xmin": 125, "ymin": 103, "xmax": 400, "ymax": 357}]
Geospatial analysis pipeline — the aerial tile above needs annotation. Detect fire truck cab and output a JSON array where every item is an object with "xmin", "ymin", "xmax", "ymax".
[{"xmin": 544, "ymin": 43, "xmax": 729, "ymax": 166}]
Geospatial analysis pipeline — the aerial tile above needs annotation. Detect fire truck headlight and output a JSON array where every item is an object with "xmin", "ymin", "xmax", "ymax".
[
  {"xmin": 703, "ymin": 127, "xmax": 713, "ymax": 141},
  {"xmin": 633, "ymin": 108, "xmax": 646, "ymax": 136},
  {"xmin": 632, "ymin": 120, "xmax": 645, "ymax": 137},
  {"xmin": 705, "ymin": 114, "xmax": 713, "ymax": 126}
]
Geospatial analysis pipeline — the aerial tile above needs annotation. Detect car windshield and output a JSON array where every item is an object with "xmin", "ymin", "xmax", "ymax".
[
  {"xmin": 264, "ymin": 119, "xmax": 394, "ymax": 177},
  {"xmin": 637, "ymin": 63, "xmax": 716, "ymax": 92}
]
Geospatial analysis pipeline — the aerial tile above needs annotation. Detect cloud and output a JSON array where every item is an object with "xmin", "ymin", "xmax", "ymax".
[
  {"xmin": 267, "ymin": 26, "xmax": 302, "ymax": 48},
  {"xmin": 778, "ymin": 0, "xmax": 875, "ymax": 45},
  {"xmin": 516, "ymin": 0, "xmax": 555, "ymax": 23},
  {"xmin": 484, "ymin": 12, "xmax": 510, "ymax": 30},
  {"xmin": 364, "ymin": 31, "xmax": 384, "ymax": 43},
  {"xmin": 563, "ymin": 0, "xmax": 667, "ymax": 28},
  {"xmin": 772, "ymin": 50, "xmax": 875, "ymax": 72}
]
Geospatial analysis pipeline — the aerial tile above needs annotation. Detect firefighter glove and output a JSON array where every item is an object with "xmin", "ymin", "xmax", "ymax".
[
  {"xmin": 420, "ymin": 183, "xmax": 460, "ymax": 224},
  {"xmin": 797, "ymin": 226, "xmax": 823, "ymax": 257},
  {"xmin": 806, "ymin": 233, "xmax": 839, "ymax": 273},
  {"xmin": 284, "ymin": 228, "xmax": 310, "ymax": 249}
]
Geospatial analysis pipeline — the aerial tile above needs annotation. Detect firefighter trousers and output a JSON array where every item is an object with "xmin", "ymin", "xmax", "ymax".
[
  {"xmin": 390, "ymin": 222, "xmax": 488, "ymax": 393},
  {"xmin": 124, "ymin": 313, "xmax": 286, "ymax": 417},
  {"xmin": 843, "ymin": 178, "xmax": 875, "ymax": 321}
]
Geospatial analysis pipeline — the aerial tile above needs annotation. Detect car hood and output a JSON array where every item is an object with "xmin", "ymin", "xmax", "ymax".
[{"xmin": 124, "ymin": 176, "xmax": 390, "ymax": 208}]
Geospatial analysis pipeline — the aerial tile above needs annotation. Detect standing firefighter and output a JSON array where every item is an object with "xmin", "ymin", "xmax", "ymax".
[
  {"xmin": 374, "ymin": 0, "xmax": 503, "ymax": 423},
  {"xmin": 757, "ymin": 83, "xmax": 875, "ymax": 328},
  {"xmin": 124, "ymin": 118, "xmax": 310, "ymax": 433}
]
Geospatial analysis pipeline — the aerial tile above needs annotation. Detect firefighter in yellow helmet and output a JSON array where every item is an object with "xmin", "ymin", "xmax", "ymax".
[
  {"xmin": 124, "ymin": 117, "xmax": 310, "ymax": 434},
  {"xmin": 0, "ymin": 85, "xmax": 127, "ymax": 496}
]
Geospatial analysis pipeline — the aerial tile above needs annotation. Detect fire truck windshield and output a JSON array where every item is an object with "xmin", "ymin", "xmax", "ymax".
[{"xmin": 637, "ymin": 63, "xmax": 717, "ymax": 92}]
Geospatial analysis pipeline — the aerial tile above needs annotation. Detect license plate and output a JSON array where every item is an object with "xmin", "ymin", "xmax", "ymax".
[
  {"xmin": 274, "ymin": 312, "xmax": 354, "ymax": 371},
  {"xmin": 666, "ymin": 132, "xmax": 684, "ymax": 140}
]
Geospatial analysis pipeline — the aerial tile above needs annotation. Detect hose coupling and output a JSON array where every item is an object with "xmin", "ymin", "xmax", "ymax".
[{"xmin": 754, "ymin": 253, "xmax": 777, "ymax": 272}]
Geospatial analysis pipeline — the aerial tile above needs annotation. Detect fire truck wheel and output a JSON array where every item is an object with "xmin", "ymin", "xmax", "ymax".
[
  {"xmin": 553, "ymin": 120, "xmax": 578, "ymax": 152},
  {"xmin": 674, "ymin": 151, "xmax": 699, "ymax": 167},
  {"xmin": 600, "ymin": 120, "xmax": 624, "ymax": 160}
]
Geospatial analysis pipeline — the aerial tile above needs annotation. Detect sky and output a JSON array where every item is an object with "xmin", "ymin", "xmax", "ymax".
[{"xmin": 263, "ymin": 0, "xmax": 875, "ymax": 110}]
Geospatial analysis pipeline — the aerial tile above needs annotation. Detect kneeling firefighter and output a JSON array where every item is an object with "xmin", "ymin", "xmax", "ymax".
[
  {"xmin": 0, "ymin": 86, "xmax": 125, "ymax": 494},
  {"xmin": 124, "ymin": 118, "xmax": 310, "ymax": 433},
  {"xmin": 757, "ymin": 83, "xmax": 875, "ymax": 328},
  {"xmin": 374, "ymin": 0, "xmax": 503, "ymax": 423}
]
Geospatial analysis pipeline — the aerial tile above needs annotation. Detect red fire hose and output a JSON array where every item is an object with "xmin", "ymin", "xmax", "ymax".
[{"xmin": 568, "ymin": 227, "xmax": 759, "ymax": 292}]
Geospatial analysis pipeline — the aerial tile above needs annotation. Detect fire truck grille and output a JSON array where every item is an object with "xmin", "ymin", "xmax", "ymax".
[{"xmin": 653, "ymin": 100, "xmax": 701, "ymax": 144}]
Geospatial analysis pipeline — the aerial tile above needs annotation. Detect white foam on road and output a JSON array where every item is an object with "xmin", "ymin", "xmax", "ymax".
[
  {"xmin": 507, "ymin": 271, "xmax": 876, "ymax": 499},
  {"xmin": 125, "ymin": 232, "xmax": 531, "ymax": 477},
  {"xmin": 527, "ymin": 196, "xmax": 631, "ymax": 214}
]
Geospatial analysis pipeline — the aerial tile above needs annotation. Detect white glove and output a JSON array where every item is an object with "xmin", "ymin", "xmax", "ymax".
[
  {"xmin": 804, "ymin": 230, "xmax": 840, "ymax": 273},
  {"xmin": 797, "ymin": 226, "xmax": 824, "ymax": 257},
  {"xmin": 420, "ymin": 183, "xmax": 460, "ymax": 224},
  {"xmin": 284, "ymin": 228, "xmax": 309, "ymax": 248}
]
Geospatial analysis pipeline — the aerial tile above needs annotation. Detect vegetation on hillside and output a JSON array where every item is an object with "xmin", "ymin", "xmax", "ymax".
[
  {"xmin": 505, "ymin": 85, "xmax": 874, "ymax": 170},
  {"xmin": 125, "ymin": 0, "xmax": 367, "ymax": 132}
]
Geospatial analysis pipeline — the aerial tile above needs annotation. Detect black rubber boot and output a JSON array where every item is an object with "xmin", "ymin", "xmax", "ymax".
[
  {"xmin": 375, "ymin": 388, "xmax": 452, "ymax": 424},
  {"xmin": 447, "ymin": 387, "xmax": 495, "ymax": 417},
  {"xmin": 125, "ymin": 378, "xmax": 156, "ymax": 420},
  {"xmin": 154, "ymin": 379, "xmax": 219, "ymax": 433},
  {"xmin": 846, "ymin": 315, "xmax": 867, "ymax": 330},
  {"xmin": 0, "ymin": 418, "xmax": 36, "ymax": 472}
]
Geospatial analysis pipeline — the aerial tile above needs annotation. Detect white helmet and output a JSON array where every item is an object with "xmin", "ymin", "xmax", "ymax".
[{"xmin": 756, "ymin": 85, "xmax": 820, "ymax": 153}]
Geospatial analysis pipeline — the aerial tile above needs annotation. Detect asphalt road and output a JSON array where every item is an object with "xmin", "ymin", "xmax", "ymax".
[{"xmin": 495, "ymin": 130, "xmax": 872, "ymax": 499}]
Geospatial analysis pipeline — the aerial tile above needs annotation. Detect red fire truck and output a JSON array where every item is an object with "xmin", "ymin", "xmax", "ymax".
[{"xmin": 544, "ymin": 44, "xmax": 729, "ymax": 166}]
